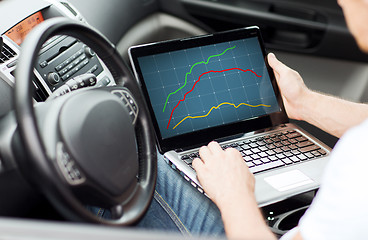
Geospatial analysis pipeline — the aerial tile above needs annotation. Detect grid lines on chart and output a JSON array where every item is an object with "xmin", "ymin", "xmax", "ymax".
[{"xmin": 138, "ymin": 37, "xmax": 280, "ymax": 139}]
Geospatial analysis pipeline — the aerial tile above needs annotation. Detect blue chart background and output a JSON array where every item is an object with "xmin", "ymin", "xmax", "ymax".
[{"xmin": 138, "ymin": 37, "xmax": 281, "ymax": 139}]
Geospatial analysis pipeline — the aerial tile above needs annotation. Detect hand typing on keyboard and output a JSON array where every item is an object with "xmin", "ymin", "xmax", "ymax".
[
  {"xmin": 192, "ymin": 141, "xmax": 273, "ymax": 239},
  {"xmin": 193, "ymin": 141, "xmax": 254, "ymax": 209}
]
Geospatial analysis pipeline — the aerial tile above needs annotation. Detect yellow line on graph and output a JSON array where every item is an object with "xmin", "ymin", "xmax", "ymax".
[{"xmin": 172, "ymin": 102, "xmax": 271, "ymax": 129}]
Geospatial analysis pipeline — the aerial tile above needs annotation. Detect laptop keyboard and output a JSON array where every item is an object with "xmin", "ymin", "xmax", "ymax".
[{"xmin": 180, "ymin": 129, "xmax": 327, "ymax": 174}]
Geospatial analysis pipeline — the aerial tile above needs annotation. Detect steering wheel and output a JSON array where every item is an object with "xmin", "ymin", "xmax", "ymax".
[{"xmin": 14, "ymin": 17, "xmax": 157, "ymax": 225}]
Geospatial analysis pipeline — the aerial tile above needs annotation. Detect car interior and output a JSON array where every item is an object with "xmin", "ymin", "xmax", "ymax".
[{"xmin": 0, "ymin": 0, "xmax": 367, "ymax": 238}]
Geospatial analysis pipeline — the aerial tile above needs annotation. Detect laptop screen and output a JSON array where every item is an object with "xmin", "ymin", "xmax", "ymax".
[{"xmin": 130, "ymin": 27, "xmax": 288, "ymax": 152}]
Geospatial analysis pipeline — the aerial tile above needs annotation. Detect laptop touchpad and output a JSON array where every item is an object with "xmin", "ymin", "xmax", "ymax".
[{"xmin": 264, "ymin": 170, "xmax": 314, "ymax": 192}]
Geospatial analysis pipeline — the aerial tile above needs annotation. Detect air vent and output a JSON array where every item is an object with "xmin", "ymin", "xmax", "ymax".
[
  {"xmin": 0, "ymin": 42, "xmax": 17, "ymax": 64},
  {"xmin": 32, "ymin": 79, "xmax": 48, "ymax": 102}
]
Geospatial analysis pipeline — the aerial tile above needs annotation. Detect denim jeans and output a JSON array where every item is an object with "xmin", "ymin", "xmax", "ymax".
[{"xmin": 88, "ymin": 153, "xmax": 225, "ymax": 237}]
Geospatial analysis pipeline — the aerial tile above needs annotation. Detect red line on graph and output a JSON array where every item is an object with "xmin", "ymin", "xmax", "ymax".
[{"xmin": 166, "ymin": 68, "xmax": 262, "ymax": 129}]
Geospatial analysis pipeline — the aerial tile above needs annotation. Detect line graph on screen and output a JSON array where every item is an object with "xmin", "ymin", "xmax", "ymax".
[
  {"xmin": 172, "ymin": 101, "xmax": 271, "ymax": 129},
  {"xmin": 166, "ymin": 68, "xmax": 262, "ymax": 129}
]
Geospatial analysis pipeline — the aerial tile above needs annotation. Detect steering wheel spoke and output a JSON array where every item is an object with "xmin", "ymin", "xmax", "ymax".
[
  {"xmin": 110, "ymin": 204, "xmax": 124, "ymax": 219},
  {"xmin": 56, "ymin": 142, "xmax": 86, "ymax": 186},
  {"xmin": 110, "ymin": 88, "xmax": 139, "ymax": 126}
]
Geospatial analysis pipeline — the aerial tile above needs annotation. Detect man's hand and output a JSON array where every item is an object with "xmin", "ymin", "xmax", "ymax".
[
  {"xmin": 192, "ymin": 141, "xmax": 276, "ymax": 240},
  {"xmin": 268, "ymin": 53, "xmax": 368, "ymax": 137},
  {"xmin": 267, "ymin": 53, "xmax": 310, "ymax": 121},
  {"xmin": 192, "ymin": 141, "xmax": 254, "ymax": 211}
]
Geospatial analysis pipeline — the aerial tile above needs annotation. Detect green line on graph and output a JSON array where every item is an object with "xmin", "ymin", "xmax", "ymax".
[{"xmin": 162, "ymin": 45, "xmax": 236, "ymax": 112}]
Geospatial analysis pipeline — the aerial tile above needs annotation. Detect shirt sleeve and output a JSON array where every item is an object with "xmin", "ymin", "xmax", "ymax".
[{"xmin": 296, "ymin": 119, "xmax": 368, "ymax": 240}]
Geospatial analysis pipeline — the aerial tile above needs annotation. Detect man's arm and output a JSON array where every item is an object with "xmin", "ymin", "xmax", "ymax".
[
  {"xmin": 268, "ymin": 53, "xmax": 368, "ymax": 138},
  {"xmin": 191, "ymin": 54, "xmax": 368, "ymax": 239}
]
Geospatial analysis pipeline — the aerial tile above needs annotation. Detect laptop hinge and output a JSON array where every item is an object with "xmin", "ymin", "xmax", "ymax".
[{"xmin": 215, "ymin": 133, "xmax": 245, "ymax": 144}]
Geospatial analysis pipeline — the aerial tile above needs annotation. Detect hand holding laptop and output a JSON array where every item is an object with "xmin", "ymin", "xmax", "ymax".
[
  {"xmin": 267, "ymin": 53, "xmax": 309, "ymax": 121},
  {"xmin": 268, "ymin": 52, "xmax": 368, "ymax": 138}
]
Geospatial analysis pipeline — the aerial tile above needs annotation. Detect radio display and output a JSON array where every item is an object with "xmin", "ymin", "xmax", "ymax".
[{"xmin": 5, "ymin": 11, "xmax": 44, "ymax": 45}]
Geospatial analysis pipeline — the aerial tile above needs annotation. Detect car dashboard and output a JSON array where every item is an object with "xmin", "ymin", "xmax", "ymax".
[
  {"xmin": 0, "ymin": 0, "xmax": 122, "ymax": 220},
  {"xmin": 0, "ymin": 0, "xmax": 115, "ymax": 103}
]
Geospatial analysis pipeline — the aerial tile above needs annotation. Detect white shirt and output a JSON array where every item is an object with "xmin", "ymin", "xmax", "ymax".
[{"xmin": 282, "ymin": 119, "xmax": 368, "ymax": 240}]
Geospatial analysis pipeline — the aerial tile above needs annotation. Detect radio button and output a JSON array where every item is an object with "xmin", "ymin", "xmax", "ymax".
[
  {"xmin": 102, "ymin": 77, "xmax": 111, "ymax": 85},
  {"xmin": 84, "ymin": 46, "xmax": 95, "ymax": 58},
  {"xmin": 75, "ymin": 49, "xmax": 83, "ymax": 56},
  {"xmin": 73, "ymin": 58, "xmax": 80, "ymax": 66},
  {"xmin": 81, "ymin": 59, "xmax": 89, "ymax": 67},
  {"xmin": 59, "ymin": 67, "xmax": 69, "ymax": 76},
  {"xmin": 62, "ymin": 73, "xmax": 71, "ymax": 81},
  {"xmin": 40, "ymin": 61, "xmax": 48, "ymax": 68},
  {"xmin": 55, "ymin": 62, "xmax": 66, "ymax": 71},
  {"xmin": 79, "ymin": 54, "xmax": 87, "ymax": 61},
  {"xmin": 87, "ymin": 64, "xmax": 98, "ymax": 73},
  {"xmin": 67, "ymin": 64, "xmax": 74, "ymax": 71},
  {"xmin": 64, "ymin": 59, "xmax": 71, "ymax": 65},
  {"xmin": 47, "ymin": 72, "xmax": 61, "ymax": 85}
]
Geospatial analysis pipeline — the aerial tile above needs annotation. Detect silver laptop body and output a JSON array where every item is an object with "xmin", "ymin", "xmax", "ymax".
[{"xmin": 129, "ymin": 26, "xmax": 331, "ymax": 207}]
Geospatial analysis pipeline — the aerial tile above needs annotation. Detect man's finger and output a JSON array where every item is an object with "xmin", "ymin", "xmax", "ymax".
[
  {"xmin": 267, "ymin": 53, "xmax": 291, "ymax": 76},
  {"xmin": 192, "ymin": 157, "xmax": 204, "ymax": 172},
  {"xmin": 198, "ymin": 145, "xmax": 211, "ymax": 162},
  {"xmin": 207, "ymin": 141, "xmax": 223, "ymax": 154},
  {"xmin": 225, "ymin": 147, "xmax": 242, "ymax": 158}
]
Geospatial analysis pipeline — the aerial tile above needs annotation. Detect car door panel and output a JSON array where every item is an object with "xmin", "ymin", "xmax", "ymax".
[{"xmin": 180, "ymin": 0, "xmax": 368, "ymax": 63}]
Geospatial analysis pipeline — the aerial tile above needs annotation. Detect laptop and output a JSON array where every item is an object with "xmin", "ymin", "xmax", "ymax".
[{"xmin": 129, "ymin": 26, "xmax": 331, "ymax": 207}]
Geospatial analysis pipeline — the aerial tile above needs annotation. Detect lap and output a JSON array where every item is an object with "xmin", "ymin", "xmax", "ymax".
[
  {"xmin": 138, "ymin": 153, "xmax": 225, "ymax": 237},
  {"xmin": 88, "ymin": 152, "xmax": 225, "ymax": 237}
]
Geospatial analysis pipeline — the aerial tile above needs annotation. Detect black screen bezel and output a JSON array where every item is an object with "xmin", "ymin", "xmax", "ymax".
[{"xmin": 129, "ymin": 27, "xmax": 288, "ymax": 153}]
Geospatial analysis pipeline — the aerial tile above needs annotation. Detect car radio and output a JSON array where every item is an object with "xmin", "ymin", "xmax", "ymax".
[{"xmin": 35, "ymin": 35, "xmax": 104, "ymax": 92}]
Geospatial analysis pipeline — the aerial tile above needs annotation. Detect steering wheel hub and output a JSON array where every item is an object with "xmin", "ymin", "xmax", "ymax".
[{"xmin": 58, "ymin": 91, "xmax": 138, "ymax": 196}]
